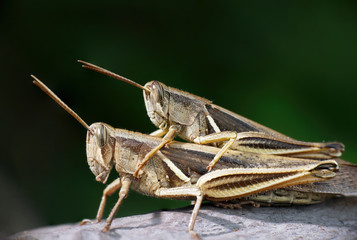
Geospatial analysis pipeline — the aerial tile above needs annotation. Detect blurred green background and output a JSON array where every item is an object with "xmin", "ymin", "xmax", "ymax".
[{"xmin": 1, "ymin": 0, "xmax": 357, "ymax": 237}]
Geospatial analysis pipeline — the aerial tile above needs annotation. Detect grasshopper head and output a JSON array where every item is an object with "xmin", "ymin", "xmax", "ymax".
[
  {"xmin": 143, "ymin": 81, "xmax": 169, "ymax": 129},
  {"xmin": 86, "ymin": 123, "xmax": 116, "ymax": 184}
]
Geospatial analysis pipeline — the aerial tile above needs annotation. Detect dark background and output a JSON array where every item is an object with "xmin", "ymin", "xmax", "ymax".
[{"xmin": 1, "ymin": 1, "xmax": 357, "ymax": 237}]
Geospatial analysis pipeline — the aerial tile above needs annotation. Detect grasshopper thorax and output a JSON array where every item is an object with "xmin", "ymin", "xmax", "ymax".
[
  {"xmin": 143, "ymin": 81, "xmax": 169, "ymax": 129},
  {"xmin": 86, "ymin": 122, "xmax": 116, "ymax": 184}
]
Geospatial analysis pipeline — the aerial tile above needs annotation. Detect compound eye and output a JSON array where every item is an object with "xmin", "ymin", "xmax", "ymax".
[
  {"xmin": 95, "ymin": 124, "xmax": 108, "ymax": 147},
  {"xmin": 151, "ymin": 81, "xmax": 164, "ymax": 103}
]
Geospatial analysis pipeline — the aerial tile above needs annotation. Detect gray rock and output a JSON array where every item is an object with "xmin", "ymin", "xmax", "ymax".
[{"xmin": 8, "ymin": 197, "xmax": 357, "ymax": 240}]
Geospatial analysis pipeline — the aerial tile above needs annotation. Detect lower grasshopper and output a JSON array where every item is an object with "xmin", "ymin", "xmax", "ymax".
[
  {"xmin": 77, "ymin": 61, "xmax": 345, "ymax": 177},
  {"xmin": 32, "ymin": 75, "xmax": 349, "ymax": 238}
]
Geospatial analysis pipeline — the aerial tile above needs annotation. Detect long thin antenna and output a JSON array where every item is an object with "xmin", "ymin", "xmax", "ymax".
[
  {"xmin": 77, "ymin": 60, "xmax": 150, "ymax": 93},
  {"xmin": 31, "ymin": 75, "xmax": 93, "ymax": 134}
]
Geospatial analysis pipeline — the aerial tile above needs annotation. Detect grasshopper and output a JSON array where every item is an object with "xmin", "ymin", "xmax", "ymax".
[
  {"xmin": 32, "ymin": 75, "xmax": 343, "ymax": 237},
  {"xmin": 77, "ymin": 61, "xmax": 345, "ymax": 177}
]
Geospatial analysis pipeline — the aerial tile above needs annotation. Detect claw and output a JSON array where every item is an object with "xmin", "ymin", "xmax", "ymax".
[
  {"xmin": 102, "ymin": 224, "xmax": 110, "ymax": 232},
  {"xmin": 206, "ymin": 163, "xmax": 215, "ymax": 172},
  {"xmin": 80, "ymin": 219, "xmax": 100, "ymax": 226}
]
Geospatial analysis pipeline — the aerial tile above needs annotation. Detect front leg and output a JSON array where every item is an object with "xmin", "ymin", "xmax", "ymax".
[
  {"xmin": 103, "ymin": 177, "xmax": 131, "ymax": 232},
  {"xmin": 134, "ymin": 125, "xmax": 181, "ymax": 178},
  {"xmin": 80, "ymin": 178, "xmax": 122, "ymax": 225},
  {"xmin": 193, "ymin": 131, "xmax": 238, "ymax": 171}
]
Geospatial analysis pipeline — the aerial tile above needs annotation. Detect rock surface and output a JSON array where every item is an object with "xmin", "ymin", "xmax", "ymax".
[{"xmin": 8, "ymin": 197, "xmax": 357, "ymax": 240}]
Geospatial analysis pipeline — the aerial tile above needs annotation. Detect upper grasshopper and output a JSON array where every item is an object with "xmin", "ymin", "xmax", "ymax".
[
  {"xmin": 78, "ymin": 61, "xmax": 345, "ymax": 176},
  {"xmin": 31, "ymin": 75, "xmax": 352, "ymax": 238}
]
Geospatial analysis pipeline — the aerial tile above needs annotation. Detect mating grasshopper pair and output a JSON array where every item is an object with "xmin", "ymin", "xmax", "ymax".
[{"xmin": 32, "ymin": 63, "xmax": 356, "ymax": 238}]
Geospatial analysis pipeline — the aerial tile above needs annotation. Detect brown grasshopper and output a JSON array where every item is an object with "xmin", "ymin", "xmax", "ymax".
[
  {"xmin": 32, "ymin": 75, "xmax": 343, "ymax": 237},
  {"xmin": 77, "ymin": 61, "xmax": 345, "ymax": 177}
]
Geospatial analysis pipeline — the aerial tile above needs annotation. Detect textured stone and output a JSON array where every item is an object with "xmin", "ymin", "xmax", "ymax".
[{"xmin": 8, "ymin": 196, "xmax": 357, "ymax": 240}]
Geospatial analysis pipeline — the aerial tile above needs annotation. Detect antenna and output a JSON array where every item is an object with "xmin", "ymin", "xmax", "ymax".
[
  {"xmin": 78, "ymin": 60, "xmax": 150, "ymax": 92},
  {"xmin": 31, "ymin": 75, "xmax": 93, "ymax": 134}
]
